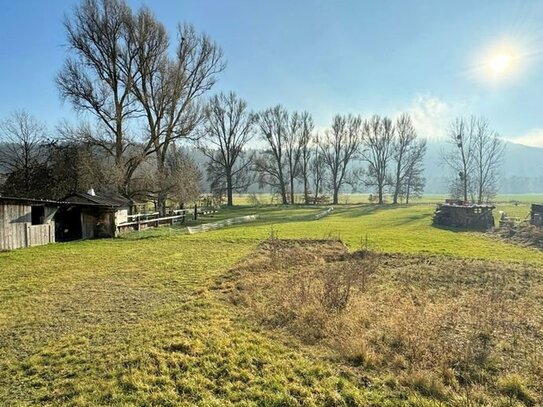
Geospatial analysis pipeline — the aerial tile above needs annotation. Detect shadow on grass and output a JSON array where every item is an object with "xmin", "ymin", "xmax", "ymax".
[
  {"xmin": 333, "ymin": 204, "xmax": 418, "ymax": 219},
  {"xmin": 431, "ymin": 223, "xmax": 490, "ymax": 234}
]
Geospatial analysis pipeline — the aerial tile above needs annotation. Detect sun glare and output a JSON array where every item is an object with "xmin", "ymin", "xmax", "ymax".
[
  {"xmin": 481, "ymin": 44, "xmax": 522, "ymax": 80},
  {"xmin": 488, "ymin": 52, "xmax": 513, "ymax": 75}
]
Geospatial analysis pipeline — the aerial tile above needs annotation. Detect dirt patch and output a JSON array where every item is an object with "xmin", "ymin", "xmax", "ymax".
[{"xmin": 217, "ymin": 238, "xmax": 543, "ymax": 405}]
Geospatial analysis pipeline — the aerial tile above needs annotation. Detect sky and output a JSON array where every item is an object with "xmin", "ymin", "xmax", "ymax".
[{"xmin": 1, "ymin": 0, "xmax": 543, "ymax": 146}]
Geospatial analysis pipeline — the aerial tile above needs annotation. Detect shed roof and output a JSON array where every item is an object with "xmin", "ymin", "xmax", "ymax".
[
  {"xmin": 0, "ymin": 195, "xmax": 112, "ymax": 208},
  {"xmin": 64, "ymin": 192, "xmax": 133, "ymax": 207}
]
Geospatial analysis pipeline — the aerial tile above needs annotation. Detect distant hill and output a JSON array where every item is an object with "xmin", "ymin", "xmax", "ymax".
[{"xmin": 2, "ymin": 140, "xmax": 542, "ymax": 195}]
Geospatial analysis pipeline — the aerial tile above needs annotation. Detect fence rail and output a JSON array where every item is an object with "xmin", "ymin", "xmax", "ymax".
[
  {"xmin": 315, "ymin": 207, "xmax": 334, "ymax": 219},
  {"xmin": 186, "ymin": 214, "xmax": 258, "ymax": 234},
  {"xmin": 117, "ymin": 210, "xmax": 188, "ymax": 233}
]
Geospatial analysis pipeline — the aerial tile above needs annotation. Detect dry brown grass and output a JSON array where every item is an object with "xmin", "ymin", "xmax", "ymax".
[{"xmin": 217, "ymin": 239, "xmax": 543, "ymax": 405}]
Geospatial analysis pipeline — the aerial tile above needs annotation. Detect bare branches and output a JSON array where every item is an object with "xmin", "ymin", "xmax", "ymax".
[
  {"xmin": 392, "ymin": 113, "xmax": 427, "ymax": 204},
  {"xmin": 255, "ymin": 105, "xmax": 289, "ymax": 204},
  {"xmin": 57, "ymin": 0, "xmax": 224, "ymax": 204},
  {"xmin": 57, "ymin": 0, "xmax": 138, "ymax": 176},
  {"xmin": 299, "ymin": 112, "xmax": 314, "ymax": 204},
  {"xmin": 200, "ymin": 92, "xmax": 257, "ymax": 206},
  {"xmin": 441, "ymin": 116, "xmax": 503, "ymax": 203},
  {"xmin": 319, "ymin": 114, "xmax": 362, "ymax": 205},
  {"xmin": 0, "ymin": 111, "xmax": 48, "ymax": 175}
]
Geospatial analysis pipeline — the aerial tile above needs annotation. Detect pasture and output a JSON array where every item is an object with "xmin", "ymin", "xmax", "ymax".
[{"xmin": 1, "ymin": 199, "xmax": 542, "ymax": 406}]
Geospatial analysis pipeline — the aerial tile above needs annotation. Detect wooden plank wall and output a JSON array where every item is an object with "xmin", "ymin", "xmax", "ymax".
[
  {"xmin": 81, "ymin": 212, "xmax": 97, "ymax": 239},
  {"xmin": 0, "ymin": 203, "xmax": 55, "ymax": 251},
  {"xmin": 28, "ymin": 224, "xmax": 54, "ymax": 247}
]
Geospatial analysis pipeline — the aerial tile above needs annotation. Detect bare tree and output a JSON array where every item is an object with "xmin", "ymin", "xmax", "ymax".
[
  {"xmin": 309, "ymin": 134, "xmax": 327, "ymax": 204},
  {"xmin": 392, "ymin": 113, "xmax": 427, "ymax": 204},
  {"xmin": 401, "ymin": 164, "xmax": 425, "ymax": 204},
  {"xmin": 298, "ymin": 112, "xmax": 314, "ymax": 204},
  {"xmin": 441, "ymin": 117, "xmax": 503, "ymax": 203},
  {"xmin": 361, "ymin": 115, "xmax": 395, "ymax": 204},
  {"xmin": 0, "ymin": 111, "xmax": 48, "ymax": 197},
  {"xmin": 472, "ymin": 119, "xmax": 505, "ymax": 203},
  {"xmin": 441, "ymin": 117, "xmax": 476, "ymax": 202},
  {"xmin": 200, "ymin": 92, "xmax": 257, "ymax": 206},
  {"xmin": 58, "ymin": 1, "xmax": 223, "ymax": 207},
  {"xmin": 319, "ymin": 115, "xmax": 361, "ymax": 205},
  {"xmin": 127, "ymin": 11, "xmax": 225, "ymax": 214},
  {"xmin": 57, "ymin": 0, "xmax": 140, "ymax": 191},
  {"xmin": 254, "ymin": 106, "xmax": 289, "ymax": 204}
]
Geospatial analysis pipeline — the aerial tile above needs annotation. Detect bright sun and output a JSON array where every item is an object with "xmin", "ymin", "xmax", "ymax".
[{"xmin": 488, "ymin": 52, "xmax": 513, "ymax": 75}]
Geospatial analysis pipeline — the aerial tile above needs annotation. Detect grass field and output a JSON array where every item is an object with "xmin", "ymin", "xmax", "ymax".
[{"xmin": 1, "ymin": 200, "xmax": 542, "ymax": 405}]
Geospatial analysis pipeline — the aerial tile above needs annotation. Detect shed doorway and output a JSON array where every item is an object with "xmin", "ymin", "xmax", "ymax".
[{"xmin": 55, "ymin": 207, "xmax": 82, "ymax": 241}]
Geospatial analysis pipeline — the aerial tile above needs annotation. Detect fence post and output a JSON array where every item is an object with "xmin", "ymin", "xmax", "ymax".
[{"xmin": 194, "ymin": 204, "xmax": 198, "ymax": 220}]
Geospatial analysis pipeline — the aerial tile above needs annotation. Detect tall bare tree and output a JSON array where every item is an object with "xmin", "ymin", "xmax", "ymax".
[
  {"xmin": 442, "ymin": 117, "xmax": 476, "ymax": 202},
  {"xmin": 320, "ymin": 114, "xmax": 362, "ymax": 205},
  {"xmin": 472, "ymin": 118, "xmax": 505, "ymax": 203},
  {"xmin": 200, "ymin": 92, "xmax": 257, "ymax": 206},
  {"xmin": 57, "ymin": 0, "xmax": 140, "ymax": 192},
  {"xmin": 361, "ymin": 115, "xmax": 395, "ymax": 204},
  {"xmin": 128, "ymin": 11, "xmax": 225, "ymax": 213},
  {"xmin": 309, "ymin": 134, "xmax": 327, "ymax": 204},
  {"xmin": 401, "ymin": 162, "xmax": 425, "ymax": 204},
  {"xmin": 254, "ymin": 106, "xmax": 289, "ymax": 204},
  {"xmin": 284, "ymin": 112, "xmax": 306, "ymax": 204},
  {"xmin": 440, "ymin": 117, "xmax": 503, "ymax": 203},
  {"xmin": 298, "ymin": 112, "xmax": 314, "ymax": 204},
  {"xmin": 392, "ymin": 113, "xmax": 427, "ymax": 204}
]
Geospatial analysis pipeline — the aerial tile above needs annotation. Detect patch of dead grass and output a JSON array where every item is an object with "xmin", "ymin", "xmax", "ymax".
[{"xmin": 218, "ymin": 238, "xmax": 543, "ymax": 405}]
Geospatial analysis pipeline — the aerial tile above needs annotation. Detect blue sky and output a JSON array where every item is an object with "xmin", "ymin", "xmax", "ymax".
[{"xmin": 1, "ymin": 0, "xmax": 542, "ymax": 146}]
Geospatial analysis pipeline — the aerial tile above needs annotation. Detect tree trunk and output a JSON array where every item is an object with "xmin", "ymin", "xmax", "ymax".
[
  {"xmin": 280, "ymin": 182, "xmax": 288, "ymax": 205},
  {"xmin": 290, "ymin": 176, "xmax": 295, "ymax": 205},
  {"xmin": 378, "ymin": 185, "xmax": 384, "ymax": 204},
  {"xmin": 333, "ymin": 188, "xmax": 339, "ymax": 205},
  {"xmin": 303, "ymin": 176, "xmax": 309, "ymax": 205},
  {"xmin": 393, "ymin": 160, "xmax": 401, "ymax": 204},
  {"xmin": 157, "ymin": 193, "xmax": 167, "ymax": 217},
  {"xmin": 226, "ymin": 169, "xmax": 233, "ymax": 207}
]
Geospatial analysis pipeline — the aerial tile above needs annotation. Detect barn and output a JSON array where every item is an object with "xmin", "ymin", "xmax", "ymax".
[
  {"xmin": 63, "ymin": 189, "xmax": 134, "ymax": 232},
  {"xmin": 0, "ymin": 192, "xmax": 126, "ymax": 251}
]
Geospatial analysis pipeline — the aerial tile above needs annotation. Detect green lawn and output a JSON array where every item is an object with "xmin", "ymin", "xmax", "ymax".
[{"xmin": 1, "ymin": 203, "xmax": 542, "ymax": 406}]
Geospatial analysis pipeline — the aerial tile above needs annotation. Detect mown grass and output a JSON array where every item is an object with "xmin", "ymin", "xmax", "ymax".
[{"xmin": 1, "ymin": 201, "xmax": 542, "ymax": 405}]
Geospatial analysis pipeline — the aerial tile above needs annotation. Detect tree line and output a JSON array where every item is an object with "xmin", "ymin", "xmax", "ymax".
[{"xmin": 0, "ymin": 0, "xmax": 504, "ymax": 210}]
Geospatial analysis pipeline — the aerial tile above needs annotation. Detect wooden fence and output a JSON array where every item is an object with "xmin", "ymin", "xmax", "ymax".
[
  {"xmin": 186, "ymin": 214, "xmax": 258, "ymax": 234},
  {"xmin": 117, "ymin": 210, "xmax": 188, "ymax": 234}
]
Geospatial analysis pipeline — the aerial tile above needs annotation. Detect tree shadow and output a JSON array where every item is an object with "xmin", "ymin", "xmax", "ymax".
[{"xmin": 431, "ymin": 223, "xmax": 490, "ymax": 234}]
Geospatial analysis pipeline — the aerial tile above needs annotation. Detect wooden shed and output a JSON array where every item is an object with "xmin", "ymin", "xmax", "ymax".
[
  {"xmin": 531, "ymin": 204, "xmax": 543, "ymax": 227},
  {"xmin": 1, "ymin": 194, "xmax": 122, "ymax": 251},
  {"xmin": 433, "ymin": 203, "xmax": 495, "ymax": 230},
  {"xmin": 0, "ymin": 197, "xmax": 58, "ymax": 250}
]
